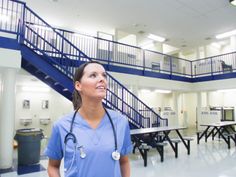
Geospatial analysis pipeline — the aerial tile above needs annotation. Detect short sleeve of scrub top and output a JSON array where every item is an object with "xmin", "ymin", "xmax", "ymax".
[
  {"xmin": 44, "ymin": 110, "xmax": 133, "ymax": 177},
  {"xmin": 44, "ymin": 122, "xmax": 63, "ymax": 160}
]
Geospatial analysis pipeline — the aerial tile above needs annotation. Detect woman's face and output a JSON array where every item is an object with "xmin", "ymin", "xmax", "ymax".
[{"xmin": 75, "ymin": 63, "xmax": 107, "ymax": 101}]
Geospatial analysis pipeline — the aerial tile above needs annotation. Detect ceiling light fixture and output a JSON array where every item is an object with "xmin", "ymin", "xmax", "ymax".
[
  {"xmin": 148, "ymin": 34, "xmax": 166, "ymax": 42},
  {"xmin": 229, "ymin": 0, "xmax": 236, "ymax": 6},
  {"xmin": 216, "ymin": 29, "xmax": 236, "ymax": 39},
  {"xmin": 154, "ymin": 89, "xmax": 172, "ymax": 94}
]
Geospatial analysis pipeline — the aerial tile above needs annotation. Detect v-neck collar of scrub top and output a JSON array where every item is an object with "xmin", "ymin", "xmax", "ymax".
[
  {"xmin": 71, "ymin": 112, "xmax": 111, "ymax": 146},
  {"xmin": 73, "ymin": 111, "xmax": 109, "ymax": 130}
]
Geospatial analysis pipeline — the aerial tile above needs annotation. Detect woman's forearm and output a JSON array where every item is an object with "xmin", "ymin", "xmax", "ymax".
[
  {"xmin": 47, "ymin": 166, "xmax": 61, "ymax": 177},
  {"xmin": 47, "ymin": 159, "xmax": 61, "ymax": 177},
  {"xmin": 120, "ymin": 156, "xmax": 130, "ymax": 177}
]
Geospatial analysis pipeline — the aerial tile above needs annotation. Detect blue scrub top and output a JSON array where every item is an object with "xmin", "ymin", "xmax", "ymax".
[{"xmin": 44, "ymin": 109, "xmax": 133, "ymax": 177}]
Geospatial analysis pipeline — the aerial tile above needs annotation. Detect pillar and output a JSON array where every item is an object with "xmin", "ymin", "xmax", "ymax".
[
  {"xmin": 206, "ymin": 91, "xmax": 210, "ymax": 107},
  {"xmin": 196, "ymin": 92, "xmax": 202, "ymax": 131},
  {"xmin": 230, "ymin": 35, "xmax": 236, "ymax": 52},
  {"xmin": 0, "ymin": 68, "xmax": 16, "ymax": 169},
  {"xmin": 172, "ymin": 91, "xmax": 179, "ymax": 126}
]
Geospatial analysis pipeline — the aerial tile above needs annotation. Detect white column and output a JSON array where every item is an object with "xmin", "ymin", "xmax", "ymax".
[
  {"xmin": 230, "ymin": 35, "xmax": 236, "ymax": 52},
  {"xmin": 153, "ymin": 42, "xmax": 163, "ymax": 53},
  {"xmin": 0, "ymin": 68, "xmax": 16, "ymax": 169},
  {"xmin": 172, "ymin": 91, "xmax": 179, "ymax": 126},
  {"xmin": 196, "ymin": 92, "xmax": 202, "ymax": 131},
  {"xmin": 206, "ymin": 92, "xmax": 210, "ymax": 107}
]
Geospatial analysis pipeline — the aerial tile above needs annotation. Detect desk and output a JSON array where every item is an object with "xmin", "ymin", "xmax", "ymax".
[
  {"xmin": 197, "ymin": 121, "xmax": 236, "ymax": 149},
  {"xmin": 130, "ymin": 126, "xmax": 190, "ymax": 166}
]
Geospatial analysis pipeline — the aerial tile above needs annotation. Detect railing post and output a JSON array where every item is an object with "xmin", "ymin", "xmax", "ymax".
[
  {"xmin": 19, "ymin": 3, "xmax": 26, "ymax": 44},
  {"xmin": 143, "ymin": 49, "xmax": 145, "ymax": 73},
  {"xmin": 210, "ymin": 58, "xmax": 213, "ymax": 76},
  {"xmin": 191, "ymin": 61, "xmax": 193, "ymax": 78},
  {"xmin": 170, "ymin": 56, "xmax": 173, "ymax": 75},
  {"xmin": 61, "ymin": 30, "xmax": 65, "ymax": 59},
  {"xmin": 122, "ymin": 88, "xmax": 124, "ymax": 112},
  {"xmin": 108, "ymin": 41, "xmax": 111, "ymax": 67}
]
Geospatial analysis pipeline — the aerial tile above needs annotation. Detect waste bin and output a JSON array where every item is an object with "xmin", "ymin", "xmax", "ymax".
[{"xmin": 14, "ymin": 128, "xmax": 43, "ymax": 165}]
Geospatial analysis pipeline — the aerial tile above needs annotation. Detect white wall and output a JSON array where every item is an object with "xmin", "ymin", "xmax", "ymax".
[
  {"xmin": 138, "ymin": 90, "xmax": 167, "ymax": 109},
  {"xmin": 182, "ymin": 93, "xmax": 197, "ymax": 128},
  {"xmin": 110, "ymin": 71, "xmax": 193, "ymax": 92},
  {"xmin": 0, "ymin": 71, "xmax": 2, "ymax": 119},
  {"xmin": 0, "ymin": 48, "xmax": 21, "ymax": 68},
  {"xmin": 15, "ymin": 85, "xmax": 73, "ymax": 137}
]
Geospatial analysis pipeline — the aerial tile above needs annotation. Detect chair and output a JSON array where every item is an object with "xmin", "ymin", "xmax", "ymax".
[{"xmin": 220, "ymin": 61, "xmax": 232, "ymax": 73}]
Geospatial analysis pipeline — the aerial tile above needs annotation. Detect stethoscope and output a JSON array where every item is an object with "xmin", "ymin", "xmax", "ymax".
[{"xmin": 64, "ymin": 107, "xmax": 120, "ymax": 162}]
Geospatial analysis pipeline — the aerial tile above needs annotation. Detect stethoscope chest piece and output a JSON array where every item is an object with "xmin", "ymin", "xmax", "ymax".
[
  {"xmin": 112, "ymin": 150, "xmax": 120, "ymax": 161},
  {"xmin": 79, "ymin": 146, "xmax": 86, "ymax": 159}
]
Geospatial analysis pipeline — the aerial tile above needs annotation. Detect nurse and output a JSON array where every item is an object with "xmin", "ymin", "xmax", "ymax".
[{"xmin": 45, "ymin": 61, "xmax": 133, "ymax": 177}]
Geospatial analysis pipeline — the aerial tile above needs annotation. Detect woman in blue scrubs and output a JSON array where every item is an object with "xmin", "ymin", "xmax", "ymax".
[{"xmin": 45, "ymin": 61, "xmax": 133, "ymax": 177}]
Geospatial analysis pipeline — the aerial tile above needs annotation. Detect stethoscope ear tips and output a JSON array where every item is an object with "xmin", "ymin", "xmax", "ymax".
[{"xmin": 112, "ymin": 150, "xmax": 120, "ymax": 161}]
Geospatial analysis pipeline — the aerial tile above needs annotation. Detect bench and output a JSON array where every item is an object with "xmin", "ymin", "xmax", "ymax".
[
  {"xmin": 182, "ymin": 137, "xmax": 194, "ymax": 155},
  {"xmin": 155, "ymin": 142, "xmax": 168, "ymax": 162},
  {"xmin": 222, "ymin": 132, "xmax": 236, "ymax": 148},
  {"xmin": 138, "ymin": 143, "xmax": 151, "ymax": 167},
  {"xmin": 170, "ymin": 138, "xmax": 181, "ymax": 158},
  {"xmin": 197, "ymin": 130, "xmax": 213, "ymax": 144},
  {"xmin": 137, "ymin": 141, "xmax": 168, "ymax": 166}
]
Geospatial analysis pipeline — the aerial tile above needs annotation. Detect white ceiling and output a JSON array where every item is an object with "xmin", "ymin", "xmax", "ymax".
[{"xmin": 22, "ymin": 0, "xmax": 236, "ymax": 50}]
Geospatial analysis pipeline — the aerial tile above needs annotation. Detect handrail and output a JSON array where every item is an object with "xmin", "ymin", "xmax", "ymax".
[
  {"xmin": 10, "ymin": 0, "xmax": 167, "ymax": 128},
  {"xmin": 2, "ymin": 0, "xmax": 236, "ymax": 80},
  {"xmin": 1, "ymin": 0, "xmax": 236, "ymax": 127}
]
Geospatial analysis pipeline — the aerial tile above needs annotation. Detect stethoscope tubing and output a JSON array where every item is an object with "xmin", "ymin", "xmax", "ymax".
[{"xmin": 64, "ymin": 107, "xmax": 118, "ymax": 154}]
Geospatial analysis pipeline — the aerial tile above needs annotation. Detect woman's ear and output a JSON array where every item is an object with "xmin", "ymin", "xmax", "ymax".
[{"xmin": 75, "ymin": 81, "xmax": 82, "ymax": 92}]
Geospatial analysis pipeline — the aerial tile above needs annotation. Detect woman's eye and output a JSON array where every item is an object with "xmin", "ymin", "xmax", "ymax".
[
  {"xmin": 103, "ymin": 73, "xmax": 107, "ymax": 79},
  {"xmin": 90, "ymin": 73, "xmax": 96, "ymax": 78}
]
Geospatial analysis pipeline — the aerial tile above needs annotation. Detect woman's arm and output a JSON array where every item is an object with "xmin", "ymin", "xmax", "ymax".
[
  {"xmin": 119, "ymin": 155, "xmax": 130, "ymax": 177},
  {"xmin": 47, "ymin": 159, "xmax": 61, "ymax": 177}
]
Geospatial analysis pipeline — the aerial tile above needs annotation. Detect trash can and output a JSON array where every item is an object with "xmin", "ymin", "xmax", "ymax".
[{"xmin": 14, "ymin": 128, "xmax": 43, "ymax": 165}]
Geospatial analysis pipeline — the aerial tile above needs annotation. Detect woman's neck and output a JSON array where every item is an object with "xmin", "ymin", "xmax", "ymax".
[{"xmin": 79, "ymin": 102, "xmax": 105, "ymax": 128}]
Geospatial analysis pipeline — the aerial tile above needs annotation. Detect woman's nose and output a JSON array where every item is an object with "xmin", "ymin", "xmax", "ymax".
[{"xmin": 98, "ymin": 75, "xmax": 106, "ymax": 82}]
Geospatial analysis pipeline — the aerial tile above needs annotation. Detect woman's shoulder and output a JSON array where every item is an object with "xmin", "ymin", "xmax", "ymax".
[
  {"xmin": 53, "ymin": 112, "xmax": 74, "ymax": 127},
  {"xmin": 106, "ymin": 108, "xmax": 128, "ymax": 124}
]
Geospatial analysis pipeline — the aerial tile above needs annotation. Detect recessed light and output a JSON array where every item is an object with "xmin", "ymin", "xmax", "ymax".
[
  {"xmin": 148, "ymin": 34, "xmax": 166, "ymax": 42},
  {"xmin": 205, "ymin": 37, "xmax": 212, "ymax": 40},
  {"xmin": 138, "ymin": 30, "xmax": 145, "ymax": 34}
]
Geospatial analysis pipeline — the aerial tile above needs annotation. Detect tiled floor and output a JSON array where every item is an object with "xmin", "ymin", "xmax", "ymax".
[{"xmin": 1, "ymin": 134, "xmax": 236, "ymax": 177}]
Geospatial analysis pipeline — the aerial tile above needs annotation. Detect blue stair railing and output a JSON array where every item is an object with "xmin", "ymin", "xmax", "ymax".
[
  {"xmin": 1, "ymin": 0, "xmax": 236, "ymax": 81},
  {"xmin": 13, "ymin": 0, "xmax": 167, "ymax": 128}
]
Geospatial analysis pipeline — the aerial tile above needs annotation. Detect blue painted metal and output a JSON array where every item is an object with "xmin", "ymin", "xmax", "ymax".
[
  {"xmin": 0, "ymin": 36, "xmax": 20, "ymax": 50},
  {"xmin": 3, "ymin": 0, "xmax": 236, "ymax": 129},
  {"xmin": 21, "ymin": 60, "xmax": 72, "ymax": 101},
  {"xmin": 0, "ymin": 0, "xmax": 236, "ymax": 83},
  {"xmin": 18, "ymin": 1, "xmax": 165, "ymax": 128},
  {"xmin": 20, "ymin": 45, "xmax": 74, "ymax": 92},
  {"xmin": 192, "ymin": 72, "xmax": 236, "ymax": 82}
]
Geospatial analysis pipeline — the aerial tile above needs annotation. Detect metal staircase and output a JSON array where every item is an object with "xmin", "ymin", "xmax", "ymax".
[{"xmin": 3, "ymin": 0, "xmax": 167, "ymax": 128}]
